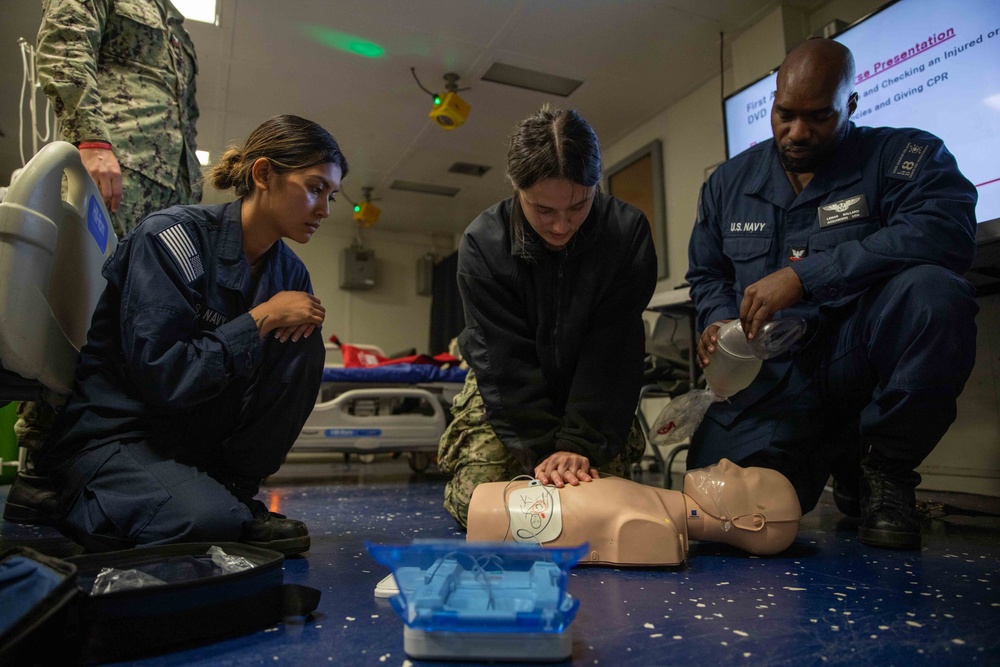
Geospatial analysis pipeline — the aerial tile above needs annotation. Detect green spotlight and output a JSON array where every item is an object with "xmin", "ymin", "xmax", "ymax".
[
  {"xmin": 433, "ymin": 95, "xmax": 441, "ymax": 106},
  {"xmin": 302, "ymin": 25, "xmax": 385, "ymax": 58},
  {"xmin": 354, "ymin": 204, "xmax": 361, "ymax": 213}
]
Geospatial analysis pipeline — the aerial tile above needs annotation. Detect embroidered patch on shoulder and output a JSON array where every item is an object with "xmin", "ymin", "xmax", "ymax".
[
  {"xmin": 888, "ymin": 141, "xmax": 931, "ymax": 181},
  {"xmin": 156, "ymin": 224, "xmax": 204, "ymax": 283}
]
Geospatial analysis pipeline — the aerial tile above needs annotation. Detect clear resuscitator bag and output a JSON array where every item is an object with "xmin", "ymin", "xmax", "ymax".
[{"xmin": 648, "ymin": 318, "xmax": 806, "ymax": 448}]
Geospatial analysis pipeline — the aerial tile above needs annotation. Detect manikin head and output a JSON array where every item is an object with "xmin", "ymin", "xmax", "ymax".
[{"xmin": 684, "ymin": 458, "xmax": 802, "ymax": 556}]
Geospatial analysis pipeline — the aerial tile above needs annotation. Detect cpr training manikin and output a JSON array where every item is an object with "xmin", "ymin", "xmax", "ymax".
[{"xmin": 465, "ymin": 459, "xmax": 802, "ymax": 565}]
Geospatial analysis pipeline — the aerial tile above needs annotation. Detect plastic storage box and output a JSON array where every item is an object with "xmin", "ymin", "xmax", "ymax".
[{"xmin": 367, "ymin": 540, "xmax": 587, "ymax": 662}]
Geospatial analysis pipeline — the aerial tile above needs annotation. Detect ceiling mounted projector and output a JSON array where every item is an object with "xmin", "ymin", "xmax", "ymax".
[{"xmin": 412, "ymin": 69, "xmax": 470, "ymax": 130}]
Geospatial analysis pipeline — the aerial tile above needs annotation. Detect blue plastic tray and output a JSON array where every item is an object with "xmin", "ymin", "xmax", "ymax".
[{"xmin": 366, "ymin": 540, "xmax": 587, "ymax": 634}]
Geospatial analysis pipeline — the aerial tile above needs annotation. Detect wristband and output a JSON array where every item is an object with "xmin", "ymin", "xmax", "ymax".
[{"xmin": 76, "ymin": 141, "xmax": 113, "ymax": 151}]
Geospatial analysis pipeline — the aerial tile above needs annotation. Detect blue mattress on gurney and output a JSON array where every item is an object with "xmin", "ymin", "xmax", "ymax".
[{"xmin": 322, "ymin": 364, "xmax": 467, "ymax": 384}]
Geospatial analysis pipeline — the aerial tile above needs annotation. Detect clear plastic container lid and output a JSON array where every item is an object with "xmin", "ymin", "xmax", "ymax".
[
  {"xmin": 716, "ymin": 318, "xmax": 807, "ymax": 360},
  {"xmin": 366, "ymin": 540, "xmax": 588, "ymax": 634}
]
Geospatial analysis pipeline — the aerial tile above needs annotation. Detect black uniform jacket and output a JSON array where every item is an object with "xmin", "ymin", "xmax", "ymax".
[{"xmin": 456, "ymin": 191, "xmax": 657, "ymax": 471}]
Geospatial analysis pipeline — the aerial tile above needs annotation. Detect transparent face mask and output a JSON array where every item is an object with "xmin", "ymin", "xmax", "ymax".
[{"xmin": 747, "ymin": 317, "xmax": 808, "ymax": 360}]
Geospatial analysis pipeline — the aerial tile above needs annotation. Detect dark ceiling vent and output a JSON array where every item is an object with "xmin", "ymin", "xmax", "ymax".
[
  {"xmin": 448, "ymin": 162, "xmax": 491, "ymax": 177},
  {"xmin": 390, "ymin": 180, "xmax": 461, "ymax": 197},
  {"xmin": 481, "ymin": 62, "xmax": 583, "ymax": 97}
]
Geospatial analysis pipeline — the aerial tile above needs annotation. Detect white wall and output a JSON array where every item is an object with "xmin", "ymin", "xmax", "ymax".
[
  {"xmin": 293, "ymin": 222, "xmax": 454, "ymax": 358},
  {"xmin": 921, "ymin": 293, "xmax": 1000, "ymax": 496},
  {"xmin": 610, "ymin": 0, "xmax": 1000, "ymax": 496},
  {"xmin": 605, "ymin": 77, "xmax": 726, "ymax": 293}
]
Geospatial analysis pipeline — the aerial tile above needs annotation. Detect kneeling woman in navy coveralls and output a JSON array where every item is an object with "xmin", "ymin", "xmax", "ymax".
[{"xmin": 38, "ymin": 115, "xmax": 347, "ymax": 554}]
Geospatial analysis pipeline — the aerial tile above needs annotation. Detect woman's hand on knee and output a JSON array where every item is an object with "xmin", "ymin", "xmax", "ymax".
[
  {"xmin": 249, "ymin": 292, "xmax": 325, "ymax": 338},
  {"xmin": 272, "ymin": 323, "xmax": 317, "ymax": 343},
  {"xmin": 535, "ymin": 452, "xmax": 599, "ymax": 488}
]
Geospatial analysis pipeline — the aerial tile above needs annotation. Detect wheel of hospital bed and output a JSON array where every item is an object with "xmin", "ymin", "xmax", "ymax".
[{"xmin": 407, "ymin": 451, "xmax": 431, "ymax": 472}]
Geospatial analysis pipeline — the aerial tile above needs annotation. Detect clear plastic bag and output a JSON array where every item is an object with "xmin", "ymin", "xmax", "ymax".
[
  {"xmin": 87, "ymin": 546, "xmax": 255, "ymax": 596},
  {"xmin": 647, "ymin": 389, "xmax": 722, "ymax": 448},
  {"xmin": 91, "ymin": 567, "xmax": 167, "ymax": 595},
  {"xmin": 208, "ymin": 545, "xmax": 255, "ymax": 574}
]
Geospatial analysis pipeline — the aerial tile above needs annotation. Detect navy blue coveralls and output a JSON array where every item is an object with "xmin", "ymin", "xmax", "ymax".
[
  {"xmin": 686, "ymin": 123, "xmax": 979, "ymax": 512},
  {"xmin": 40, "ymin": 201, "xmax": 325, "ymax": 551}
]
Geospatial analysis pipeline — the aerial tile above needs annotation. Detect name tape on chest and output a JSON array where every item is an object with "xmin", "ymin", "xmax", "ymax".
[
  {"xmin": 888, "ymin": 141, "xmax": 931, "ymax": 181},
  {"xmin": 157, "ymin": 224, "xmax": 204, "ymax": 283},
  {"xmin": 727, "ymin": 221, "xmax": 771, "ymax": 234},
  {"xmin": 817, "ymin": 194, "xmax": 870, "ymax": 228},
  {"xmin": 194, "ymin": 303, "xmax": 229, "ymax": 327}
]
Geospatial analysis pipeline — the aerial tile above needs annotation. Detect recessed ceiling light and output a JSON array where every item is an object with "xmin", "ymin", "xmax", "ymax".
[
  {"xmin": 481, "ymin": 62, "xmax": 583, "ymax": 97},
  {"xmin": 390, "ymin": 180, "xmax": 460, "ymax": 197},
  {"xmin": 448, "ymin": 162, "xmax": 491, "ymax": 177},
  {"xmin": 171, "ymin": 0, "xmax": 218, "ymax": 25}
]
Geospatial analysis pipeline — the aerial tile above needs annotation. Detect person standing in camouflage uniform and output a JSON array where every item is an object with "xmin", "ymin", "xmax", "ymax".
[
  {"xmin": 438, "ymin": 106, "xmax": 658, "ymax": 528},
  {"xmin": 5, "ymin": 0, "xmax": 202, "ymax": 524},
  {"xmin": 36, "ymin": 0, "xmax": 203, "ymax": 237}
]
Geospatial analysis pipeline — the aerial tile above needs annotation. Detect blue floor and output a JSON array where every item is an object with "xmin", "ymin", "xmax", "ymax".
[{"xmin": 2, "ymin": 456, "xmax": 999, "ymax": 666}]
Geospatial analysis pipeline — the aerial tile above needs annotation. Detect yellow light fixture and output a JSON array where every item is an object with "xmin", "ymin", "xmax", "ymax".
[
  {"xmin": 413, "ymin": 69, "xmax": 471, "ymax": 130},
  {"xmin": 429, "ymin": 91, "xmax": 471, "ymax": 130},
  {"xmin": 353, "ymin": 201, "xmax": 380, "ymax": 227},
  {"xmin": 351, "ymin": 187, "xmax": 381, "ymax": 227}
]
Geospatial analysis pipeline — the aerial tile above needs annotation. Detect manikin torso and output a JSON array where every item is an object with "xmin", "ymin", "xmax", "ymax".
[{"xmin": 466, "ymin": 459, "xmax": 802, "ymax": 566}]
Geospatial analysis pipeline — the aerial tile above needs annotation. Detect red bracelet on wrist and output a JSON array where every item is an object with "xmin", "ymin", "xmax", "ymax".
[{"xmin": 76, "ymin": 141, "xmax": 113, "ymax": 151}]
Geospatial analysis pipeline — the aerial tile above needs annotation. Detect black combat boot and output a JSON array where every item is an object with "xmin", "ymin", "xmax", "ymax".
[
  {"xmin": 858, "ymin": 452, "xmax": 922, "ymax": 550},
  {"xmin": 223, "ymin": 477, "xmax": 310, "ymax": 555},
  {"xmin": 2, "ymin": 469, "xmax": 61, "ymax": 525},
  {"xmin": 3, "ymin": 401, "xmax": 61, "ymax": 525},
  {"xmin": 241, "ymin": 498, "xmax": 311, "ymax": 555}
]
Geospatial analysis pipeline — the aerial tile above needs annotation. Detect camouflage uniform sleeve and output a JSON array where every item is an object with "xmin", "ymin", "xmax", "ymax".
[{"xmin": 36, "ymin": 0, "xmax": 114, "ymax": 143}]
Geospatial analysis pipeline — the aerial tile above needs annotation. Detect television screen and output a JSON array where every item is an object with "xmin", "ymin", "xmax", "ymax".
[{"xmin": 723, "ymin": 0, "xmax": 1000, "ymax": 245}]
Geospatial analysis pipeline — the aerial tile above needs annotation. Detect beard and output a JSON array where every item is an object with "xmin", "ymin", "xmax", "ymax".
[
  {"xmin": 775, "ymin": 142, "xmax": 835, "ymax": 173},
  {"xmin": 775, "ymin": 121, "xmax": 850, "ymax": 173}
]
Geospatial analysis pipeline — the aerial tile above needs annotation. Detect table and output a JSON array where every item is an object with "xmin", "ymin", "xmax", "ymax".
[{"xmin": 646, "ymin": 285, "xmax": 697, "ymax": 388}]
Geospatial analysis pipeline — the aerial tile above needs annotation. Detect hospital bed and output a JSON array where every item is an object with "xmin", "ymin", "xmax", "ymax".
[
  {"xmin": 291, "ymin": 349, "xmax": 466, "ymax": 472},
  {"xmin": 0, "ymin": 141, "xmax": 117, "ymax": 475}
]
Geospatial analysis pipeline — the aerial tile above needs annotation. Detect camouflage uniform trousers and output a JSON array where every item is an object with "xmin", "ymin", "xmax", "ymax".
[
  {"xmin": 438, "ymin": 369, "xmax": 647, "ymax": 528},
  {"xmin": 15, "ymin": 165, "xmax": 199, "ymax": 465},
  {"xmin": 111, "ymin": 163, "xmax": 199, "ymax": 237}
]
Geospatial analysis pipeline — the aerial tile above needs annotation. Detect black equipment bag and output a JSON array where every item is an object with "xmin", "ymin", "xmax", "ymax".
[{"xmin": 0, "ymin": 542, "xmax": 320, "ymax": 665}]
